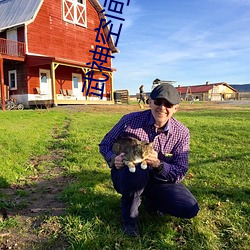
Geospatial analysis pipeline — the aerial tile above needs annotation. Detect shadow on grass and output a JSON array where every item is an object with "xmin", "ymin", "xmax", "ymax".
[
  {"xmin": 188, "ymin": 180, "xmax": 250, "ymax": 209},
  {"xmin": 187, "ymin": 181, "xmax": 250, "ymax": 250},
  {"xmin": 61, "ymin": 168, "xmax": 209, "ymax": 249},
  {"xmin": 0, "ymin": 177, "xmax": 9, "ymax": 189},
  {"xmin": 0, "ymin": 172, "xmax": 76, "ymax": 249},
  {"xmin": 190, "ymin": 151, "xmax": 249, "ymax": 166}
]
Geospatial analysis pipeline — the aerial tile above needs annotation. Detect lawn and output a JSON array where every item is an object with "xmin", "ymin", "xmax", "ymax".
[{"xmin": 0, "ymin": 103, "xmax": 249, "ymax": 249}]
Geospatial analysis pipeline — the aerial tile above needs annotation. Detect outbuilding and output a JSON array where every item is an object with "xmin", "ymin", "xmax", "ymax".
[{"xmin": 177, "ymin": 82, "xmax": 238, "ymax": 101}]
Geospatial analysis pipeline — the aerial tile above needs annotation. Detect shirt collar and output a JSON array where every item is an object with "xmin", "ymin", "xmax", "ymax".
[{"xmin": 147, "ymin": 111, "xmax": 171, "ymax": 133}]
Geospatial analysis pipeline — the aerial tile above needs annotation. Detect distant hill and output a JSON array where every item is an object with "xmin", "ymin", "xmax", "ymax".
[{"xmin": 231, "ymin": 84, "xmax": 250, "ymax": 92}]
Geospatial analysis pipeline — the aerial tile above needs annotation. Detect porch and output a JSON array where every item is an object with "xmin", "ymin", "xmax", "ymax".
[
  {"xmin": 0, "ymin": 38, "xmax": 26, "ymax": 110},
  {"xmin": 28, "ymin": 99, "xmax": 114, "ymax": 107},
  {"xmin": 28, "ymin": 91, "xmax": 113, "ymax": 107}
]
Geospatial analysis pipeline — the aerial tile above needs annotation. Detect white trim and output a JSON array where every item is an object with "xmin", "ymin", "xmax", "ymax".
[
  {"xmin": 25, "ymin": 0, "xmax": 44, "ymax": 27},
  {"xmin": 24, "ymin": 24, "xmax": 28, "ymax": 53},
  {"xmin": 8, "ymin": 70, "xmax": 17, "ymax": 90}
]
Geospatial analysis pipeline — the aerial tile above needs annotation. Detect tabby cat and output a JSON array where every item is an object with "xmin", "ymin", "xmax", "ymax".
[{"xmin": 112, "ymin": 137, "xmax": 154, "ymax": 173}]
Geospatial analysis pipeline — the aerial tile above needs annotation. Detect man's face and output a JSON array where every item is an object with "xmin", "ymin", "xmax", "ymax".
[{"xmin": 149, "ymin": 98, "xmax": 179, "ymax": 126}]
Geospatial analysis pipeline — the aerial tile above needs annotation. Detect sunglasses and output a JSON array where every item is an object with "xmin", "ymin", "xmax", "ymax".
[{"xmin": 153, "ymin": 99, "xmax": 173, "ymax": 108}]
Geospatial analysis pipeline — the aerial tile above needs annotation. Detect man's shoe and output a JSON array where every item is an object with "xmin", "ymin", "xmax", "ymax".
[{"xmin": 123, "ymin": 223, "xmax": 140, "ymax": 237}]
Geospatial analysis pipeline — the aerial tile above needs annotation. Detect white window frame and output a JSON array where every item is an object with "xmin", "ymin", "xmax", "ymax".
[
  {"xmin": 8, "ymin": 70, "xmax": 17, "ymax": 90},
  {"xmin": 62, "ymin": 0, "xmax": 87, "ymax": 27}
]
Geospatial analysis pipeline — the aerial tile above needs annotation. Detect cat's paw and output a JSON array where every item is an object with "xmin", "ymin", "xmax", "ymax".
[
  {"xmin": 141, "ymin": 163, "xmax": 147, "ymax": 170},
  {"xmin": 129, "ymin": 167, "xmax": 136, "ymax": 173}
]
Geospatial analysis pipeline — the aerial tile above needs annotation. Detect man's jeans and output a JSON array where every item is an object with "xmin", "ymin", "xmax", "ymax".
[{"xmin": 111, "ymin": 166, "xmax": 199, "ymax": 225}]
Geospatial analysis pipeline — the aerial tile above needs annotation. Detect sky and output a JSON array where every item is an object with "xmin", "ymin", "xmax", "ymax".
[{"xmin": 99, "ymin": 0, "xmax": 250, "ymax": 94}]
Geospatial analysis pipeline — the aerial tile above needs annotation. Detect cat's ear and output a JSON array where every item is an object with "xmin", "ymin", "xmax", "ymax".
[{"xmin": 147, "ymin": 142, "xmax": 154, "ymax": 147}]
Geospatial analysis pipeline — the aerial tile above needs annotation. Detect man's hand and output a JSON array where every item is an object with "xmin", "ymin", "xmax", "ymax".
[
  {"xmin": 146, "ymin": 150, "xmax": 161, "ymax": 168},
  {"xmin": 114, "ymin": 153, "xmax": 125, "ymax": 169}
]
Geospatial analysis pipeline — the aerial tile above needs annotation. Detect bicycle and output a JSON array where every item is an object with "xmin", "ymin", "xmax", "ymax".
[{"xmin": 5, "ymin": 98, "xmax": 24, "ymax": 110}]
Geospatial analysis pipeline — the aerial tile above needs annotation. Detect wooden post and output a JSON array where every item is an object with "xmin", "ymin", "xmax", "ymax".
[
  {"xmin": 110, "ymin": 72, "xmax": 114, "ymax": 101},
  {"xmin": 51, "ymin": 62, "xmax": 57, "ymax": 106},
  {"xmin": 0, "ymin": 58, "xmax": 6, "ymax": 111}
]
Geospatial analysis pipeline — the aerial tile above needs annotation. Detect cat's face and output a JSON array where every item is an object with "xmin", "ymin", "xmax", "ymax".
[{"xmin": 139, "ymin": 142, "xmax": 154, "ymax": 158}]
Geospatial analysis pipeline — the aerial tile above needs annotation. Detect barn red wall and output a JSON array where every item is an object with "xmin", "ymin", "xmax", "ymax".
[
  {"xmin": 4, "ymin": 61, "xmax": 27, "ymax": 95},
  {"xmin": 26, "ymin": 0, "xmax": 112, "ymax": 67},
  {"xmin": 55, "ymin": 66, "xmax": 77, "ymax": 94}
]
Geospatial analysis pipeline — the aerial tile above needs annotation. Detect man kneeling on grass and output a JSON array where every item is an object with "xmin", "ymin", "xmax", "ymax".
[{"xmin": 99, "ymin": 84, "xmax": 199, "ymax": 237}]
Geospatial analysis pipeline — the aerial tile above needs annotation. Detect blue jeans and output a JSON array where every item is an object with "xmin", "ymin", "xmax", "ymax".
[{"xmin": 111, "ymin": 166, "xmax": 199, "ymax": 225}]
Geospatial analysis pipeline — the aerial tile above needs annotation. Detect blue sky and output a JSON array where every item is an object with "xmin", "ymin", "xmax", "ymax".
[{"xmin": 99, "ymin": 0, "xmax": 250, "ymax": 94}]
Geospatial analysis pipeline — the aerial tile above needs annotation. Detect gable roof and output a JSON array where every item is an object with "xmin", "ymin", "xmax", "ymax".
[
  {"xmin": 177, "ymin": 82, "xmax": 237, "ymax": 94},
  {"xmin": 0, "ymin": 0, "xmax": 118, "ymax": 53},
  {"xmin": 88, "ymin": 0, "xmax": 118, "ymax": 53},
  {"xmin": 0, "ymin": 0, "xmax": 42, "ymax": 31}
]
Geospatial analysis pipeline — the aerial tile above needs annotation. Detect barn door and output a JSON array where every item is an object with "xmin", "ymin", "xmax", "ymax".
[
  {"xmin": 39, "ymin": 69, "xmax": 52, "ymax": 99},
  {"xmin": 6, "ymin": 29, "xmax": 18, "ymax": 55},
  {"xmin": 98, "ymin": 77, "xmax": 106, "ymax": 99},
  {"xmin": 72, "ymin": 73, "xmax": 82, "ymax": 98}
]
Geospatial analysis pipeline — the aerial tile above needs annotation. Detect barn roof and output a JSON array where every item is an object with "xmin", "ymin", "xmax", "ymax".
[
  {"xmin": 0, "ymin": 0, "xmax": 42, "ymax": 31},
  {"xmin": 177, "ymin": 82, "xmax": 237, "ymax": 94},
  {"xmin": 88, "ymin": 0, "xmax": 119, "ymax": 53},
  {"xmin": 0, "ymin": 0, "xmax": 118, "ymax": 53}
]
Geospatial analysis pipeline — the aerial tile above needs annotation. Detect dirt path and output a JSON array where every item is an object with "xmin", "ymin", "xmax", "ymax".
[
  {"xmin": 0, "ymin": 118, "xmax": 74, "ymax": 249},
  {"xmin": 52, "ymin": 100, "xmax": 250, "ymax": 116}
]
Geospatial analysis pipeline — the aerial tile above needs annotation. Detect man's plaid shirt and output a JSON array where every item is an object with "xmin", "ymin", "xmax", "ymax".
[{"xmin": 99, "ymin": 109, "xmax": 190, "ymax": 183}]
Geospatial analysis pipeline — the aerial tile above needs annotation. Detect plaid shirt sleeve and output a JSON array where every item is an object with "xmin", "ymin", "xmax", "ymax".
[
  {"xmin": 153, "ymin": 119, "xmax": 190, "ymax": 183},
  {"xmin": 99, "ymin": 114, "xmax": 127, "ymax": 164}
]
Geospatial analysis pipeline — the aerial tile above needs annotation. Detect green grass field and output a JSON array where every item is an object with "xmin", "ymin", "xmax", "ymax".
[{"xmin": 0, "ymin": 104, "xmax": 249, "ymax": 249}]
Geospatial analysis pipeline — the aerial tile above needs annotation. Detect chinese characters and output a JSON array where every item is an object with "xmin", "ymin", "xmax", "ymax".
[{"xmin": 82, "ymin": 0, "xmax": 130, "ymax": 99}]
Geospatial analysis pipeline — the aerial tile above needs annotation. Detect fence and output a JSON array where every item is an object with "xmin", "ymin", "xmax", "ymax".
[
  {"xmin": 114, "ymin": 90, "xmax": 129, "ymax": 104},
  {"xmin": 238, "ymin": 92, "xmax": 250, "ymax": 100},
  {"xmin": 182, "ymin": 92, "xmax": 250, "ymax": 101},
  {"xmin": 0, "ymin": 38, "xmax": 25, "ymax": 57}
]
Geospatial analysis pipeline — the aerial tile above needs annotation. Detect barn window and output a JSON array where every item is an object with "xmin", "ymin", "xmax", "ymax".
[
  {"xmin": 63, "ymin": 0, "xmax": 87, "ymax": 27},
  {"xmin": 40, "ymin": 73, "xmax": 47, "ymax": 83},
  {"xmin": 8, "ymin": 70, "xmax": 17, "ymax": 90}
]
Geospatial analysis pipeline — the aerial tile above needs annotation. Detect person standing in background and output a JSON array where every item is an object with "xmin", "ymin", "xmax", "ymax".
[{"xmin": 138, "ymin": 85, "xmax": 146, "ymax": 107}]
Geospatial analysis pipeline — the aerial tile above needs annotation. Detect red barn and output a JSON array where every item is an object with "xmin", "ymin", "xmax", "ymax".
[{"xmin": 0, "ymin": 0, "xmax": 118, "ymax": 109}]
